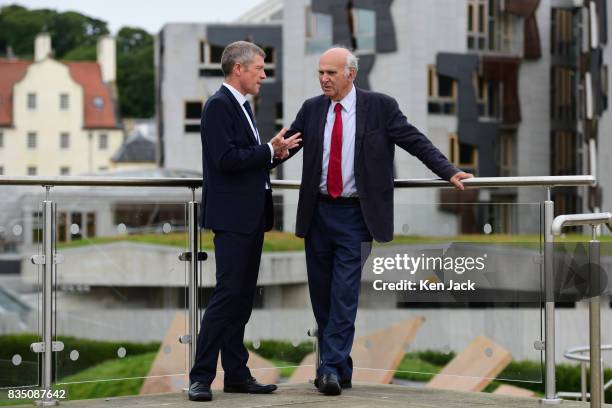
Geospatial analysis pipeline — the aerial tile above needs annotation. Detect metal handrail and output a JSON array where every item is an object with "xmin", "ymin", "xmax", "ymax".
[
  {"xmin": 560, "ymin": 345, "xmax": 612, "ymax": 402},
  {"xmin": 0, "ymin": 174, "xmax": 596, "ymax": 188},
  {"xmin": 1, "ymin": 174, "xmax": 595, "ymax": 405},
  {"xmin": 553, "ymin": 213, "xmax": 609, "ymax": 408},
  {"xmin": 552, "ymin": 213, "xmax": 612, "ymax": 234}
]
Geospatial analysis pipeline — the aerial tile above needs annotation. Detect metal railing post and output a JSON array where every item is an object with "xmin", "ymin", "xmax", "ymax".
[
  {"xmin": 178, "ymin": 195, "xmax": 207, "ymax": 391},
  {"xmin": 542, "ymin": 189, "xmax": 562, "ymax": 404},
  {"xmin": 551, "ymin": 212, "xmax": 611, "ymax": 407},
  {"xmin": 36, "ymin": 198, "xmax": 58, "ymax": 406},
  {"xmin": 187, "ymin": 200, "xmax": 199, "ymax": 375},
  {"xmin": 589, "ymin": 227, "xmax": 602, "ymax": 408}
]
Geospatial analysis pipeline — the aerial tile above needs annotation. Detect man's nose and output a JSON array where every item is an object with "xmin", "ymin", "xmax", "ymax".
[{"xmin": 261, "ymin": 70, "xmax": 267, "ymax": 80}]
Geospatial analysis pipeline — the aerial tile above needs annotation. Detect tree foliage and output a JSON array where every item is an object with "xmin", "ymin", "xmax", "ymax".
[{"xmin": 0, "ymin": 5, "xmax": 154, "ymax": 118}]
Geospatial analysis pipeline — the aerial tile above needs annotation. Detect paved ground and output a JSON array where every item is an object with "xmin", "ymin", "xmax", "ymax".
[{"xmin": 6, "ymin": 383, "xmax": 610, "ymax": 408}]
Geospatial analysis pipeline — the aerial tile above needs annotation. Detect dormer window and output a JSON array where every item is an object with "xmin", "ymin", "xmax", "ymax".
[{"xmin": 93, "ymin": 96, "xmax": 104, "ymax": 110}]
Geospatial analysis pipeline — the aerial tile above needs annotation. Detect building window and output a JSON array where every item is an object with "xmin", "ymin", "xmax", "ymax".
[
  {"xmin": 60, "ymin": 93, "xmax": 69, "ymax": 110},
  {"xmin": 87, "ymin": 213, "xmax": 96, "ymax": 238},
  {"xmin": 550, "ymin": 67, "xmax": 576, "ymax": 122},
  {"xmin": 185, "ymin": 101, "xmax": 203, "ymax": 133},
  {"xmin": 27, "ymin": 132, "xmax": 37, "ymax": 149},
  {"xmin": 60, "ymin": 132, "xmax": 70, "ymax": 149},
  {"xmin": 551, "ymin": 131, "xmax": 579, "ymax": 175},
  {"xmin": 27, "ymin": 166, "xmax": 37, "ymax": 176},
  {"xmin": 199, "ymin": 41, "xmax": 224, "ymax": 64},
  {"xmin": 184, "ymin": 124, "xmax": 201, "ymax": 133},
  {"xmin": 467, "ymin": 0, "xmax": 512, "ymax": 52},
  {"xmin": 427, "ymin": 65, "xmax": 457, "ymax": 114},
  {"xmin": 275, "ymin": 102, "xmax": 283, "ymax": 131},
  {"xmin": 551, "ymin": 8, "xmax": 575, "ymax": 57},
  {"xmin": 497, "ymin": 131, "xmax": 515, "ymax": 176},
  {"xmin": 185, "ymin": 101, "xmax": 202, "ymax": 119},
  {"xmin": 198, "ymin": 41, "xmax": 226, "ymax": 77},
  {"xmin": 305, "ymin": 6, "xmax": 333, "ymax": 54},
  {"xmin": 0, "ymin": 131, "xmax": 3, "ymax": 148},
  {"xmin": 474, "ymin": 74, "xmax": 503, "ymax": 120},
  {"xmin": 93, "ymin": 96, "xmax": 104, "ymax": 110},
  {"xmin": 60, "ymin": 166, "xmax": 70, "ymax": 175},
  {"xmin": 351, "ymin": 8, "xmax": 376, "ymax": 53},
  {"xmin": 99, "ymin": 133, "xmax": 108, "ymax": 150},
  {"xmin": 71, "ymin": 212, "xmax": 82, "ymax": 240},
  {"xmin": 27, "ymin": 93, "xmax": 37, "ymax": 110},
  {"xmin": 449, "ymin": 133, "xmax": 479, "ymax": 174},
  {"xmin": 98, "ymin": 166, "xmax": 108, "ymax": 172},
  {"xmin": 0, "ymin": 166, "xmax": 4, "ymax": 175}
]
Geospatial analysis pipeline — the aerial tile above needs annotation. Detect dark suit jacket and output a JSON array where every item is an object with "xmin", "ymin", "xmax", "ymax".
[
  {"xmin": 200, "ymin": 85, "xmax": 274, "ymax": 233},
  {"xmin": 287, "ymin": 87, "xmax": 459, "ymax": 243}
]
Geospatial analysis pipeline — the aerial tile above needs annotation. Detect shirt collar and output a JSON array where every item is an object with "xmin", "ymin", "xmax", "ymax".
[
  {"xmin": 223, "ymin": 82, "xmax": 247, "ymax": 106},
  {"xmin": 331, "ymin": 85, "xmax": 356, "ymax": 113}
]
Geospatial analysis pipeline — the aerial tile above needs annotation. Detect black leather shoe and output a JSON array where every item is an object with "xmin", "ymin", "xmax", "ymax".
[
  {"xmin": 315, "ymin": 376, "xmax": 351, "ymax": 389},
  {"xmin": 188, "ymin": 381, "xmax": 212, "ymax": 401},
  {"xmin": 317, "ymin": 373, "xmax": 341, "ymax": 395},
  {"xmin": 224, "ymin": 376, "xmax": 277, "ymax": 394}
]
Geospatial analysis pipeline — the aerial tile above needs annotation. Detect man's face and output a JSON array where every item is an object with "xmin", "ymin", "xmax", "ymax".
[
  {"xmin": 318, "ymin": 51, "xmax": 354, "ymax": 101},
  {"xmin": 238, "ymin": 54, "xmax": 266, "ymax": 95}
]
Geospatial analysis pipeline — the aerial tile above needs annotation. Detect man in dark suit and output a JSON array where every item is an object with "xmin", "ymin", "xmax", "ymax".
[
  {"xmin": 287, "ymin": 47, "xmax": 472, "ymax": 395},
  {"xmin": 188, "ymin": 41, "xmax": 300, "ymax": 402}
]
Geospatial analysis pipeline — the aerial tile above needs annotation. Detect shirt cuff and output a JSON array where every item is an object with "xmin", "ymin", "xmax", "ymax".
[{"xmin": 267, "ymin": 142, "xmax": 274, "ymax": 163}]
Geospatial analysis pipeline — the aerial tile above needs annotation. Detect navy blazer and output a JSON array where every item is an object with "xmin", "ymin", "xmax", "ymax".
[
  {"xmin": 287, "ymin": 87, "xmax": 459, "ymax": 243},
  {"xmin": 200, "ymin": 86, "xmax": 274, "ymax": 233}
]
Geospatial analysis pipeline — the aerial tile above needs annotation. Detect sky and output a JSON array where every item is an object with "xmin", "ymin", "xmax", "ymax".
[{"xmin": 2, "ymin": 0, "xmax": 264, "ymax": 34}]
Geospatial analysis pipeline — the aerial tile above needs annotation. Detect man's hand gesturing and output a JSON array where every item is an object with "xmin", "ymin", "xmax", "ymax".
[{"xmin": 271, "ymin": 128, "xmax": 301, "ymax": 159}]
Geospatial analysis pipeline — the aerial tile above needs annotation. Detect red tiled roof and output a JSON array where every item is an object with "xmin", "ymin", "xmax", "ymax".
[
  {"xmin": 66, "ymin": 61, "xmax": 117, "ymax": 128},
  {"xmin": 0, "ymin": 59, "xmax": 117, "ymax": 128},
  {"xmin": 0, "ymin": 59, "xmax": 31, "ymax": 126}
]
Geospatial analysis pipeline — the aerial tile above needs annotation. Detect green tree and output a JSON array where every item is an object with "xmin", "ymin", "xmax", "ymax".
[
  {"xmin": 0, "ymin": 5, "xmax": 109, "ymax": 58},
  {"xmin": 0, "ymin": 5, "xmax": 54, "ymax": 56},
  {"xmin": 0, "ymin": 6, "xmax": 154, "ymax": 118},
  {"xmin": 116, "ymin": 27, "xmax": 155, "ymax": 118}
]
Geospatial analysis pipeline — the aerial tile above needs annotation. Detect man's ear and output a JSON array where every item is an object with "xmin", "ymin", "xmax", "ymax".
[
  {"xmin": 233, "ymin": 62, "xmax": 242, "ymax": 77},
  {"xmin": 348, "ymin": 68, "xmax": 357, "ymax": 81}
]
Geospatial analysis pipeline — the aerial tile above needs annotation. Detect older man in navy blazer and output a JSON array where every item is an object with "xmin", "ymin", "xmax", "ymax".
[
  {"xmin": 287, "ymin": 47, "xmax": 472, "ymax": 395},
  {"xmin": 188, "ymin": 41, "xmax": 300, "ymax": 402}
]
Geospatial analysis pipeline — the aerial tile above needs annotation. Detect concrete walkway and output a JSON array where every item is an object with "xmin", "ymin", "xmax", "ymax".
[{"xmin": 8, "ymin": 383, "xmax": 610, "ymax": 408}]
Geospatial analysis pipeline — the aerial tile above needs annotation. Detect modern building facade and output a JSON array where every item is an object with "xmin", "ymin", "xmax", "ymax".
[
  {"xmin": 156, "ymin": 0, "xmax": 610, "ymax": 236},
  {"xmin": 282, "ymin": 0, "xmax": 610, "ymax": 235}
]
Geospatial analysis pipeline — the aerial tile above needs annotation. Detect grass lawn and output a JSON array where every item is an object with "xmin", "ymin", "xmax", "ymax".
[
  {"xmin": 56, "ymin": 231, "xmax": 608, "ymax": 252},
  {"xmin": 56, "ymin": 352, "xmax": 156, "ymax": 401}
]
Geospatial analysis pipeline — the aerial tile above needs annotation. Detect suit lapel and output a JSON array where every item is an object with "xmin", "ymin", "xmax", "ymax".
[
  {"xmin": 355, "ymin": 87, "xmax": 369, "ymax": 162},
  {"xmin": 315, "ymin": 96, "xmax": 331, "ymax": 174},
  {"xmin": 219, "ymin": 86, "xmax": 258, "ymax": 145}
]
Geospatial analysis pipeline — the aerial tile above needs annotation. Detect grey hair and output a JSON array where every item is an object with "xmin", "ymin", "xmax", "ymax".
[
  {"xmin": 326, "ymin": 45, "xmax": 359, "ymax": 76},
  {"xmin": 221, "ymin": 41, "xmax": 266, "ymax": 77}
]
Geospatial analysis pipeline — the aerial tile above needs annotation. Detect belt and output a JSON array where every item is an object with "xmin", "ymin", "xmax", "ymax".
[{"xmin": 318, "ymin": 193, "xmax": 360, "ymax": 205}]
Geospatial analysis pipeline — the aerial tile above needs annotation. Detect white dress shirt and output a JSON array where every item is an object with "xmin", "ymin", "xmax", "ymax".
[{"xmin": 320, "ymin": 85, "xmax": 358, "ymax": 197}]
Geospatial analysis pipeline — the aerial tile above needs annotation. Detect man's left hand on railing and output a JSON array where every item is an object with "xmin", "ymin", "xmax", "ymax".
[{"xmin": 449, "ymin": 172, "xmax": 474, "ymax": 191}]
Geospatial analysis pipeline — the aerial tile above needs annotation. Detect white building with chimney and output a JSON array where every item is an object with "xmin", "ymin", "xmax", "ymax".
[{"xmin": 0, "ymin": 34, "xmax": 124, "ymax": 176}]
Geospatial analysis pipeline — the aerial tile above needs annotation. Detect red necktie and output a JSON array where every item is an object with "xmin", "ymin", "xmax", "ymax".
[{"xmin": 327, "ymin": 103, "xmax": 343, "ymax": 198}]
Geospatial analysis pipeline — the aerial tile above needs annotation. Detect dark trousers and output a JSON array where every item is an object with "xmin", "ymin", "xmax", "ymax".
[
  {"xmin": 305, "ymin": 200, "xmax": 372, "ymax": 379},
  {"xmin": 189, "ymin": 212, "xmax": 265, "ymax": 385}
]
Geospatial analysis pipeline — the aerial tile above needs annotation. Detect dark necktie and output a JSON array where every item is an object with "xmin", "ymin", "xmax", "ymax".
[
  {"xmin": 327, "ymin": 103, "xmax": 343, "ymax": 198},
  {"xmin": 242, "ymin": 100, "xmax": 259, "ymax": 144}
]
